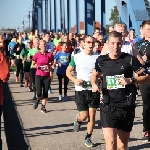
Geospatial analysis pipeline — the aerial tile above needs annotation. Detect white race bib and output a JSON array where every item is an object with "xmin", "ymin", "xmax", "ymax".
[{"xmin": 106, "ymin": 74, "xmax": 125, "ymax": 89}]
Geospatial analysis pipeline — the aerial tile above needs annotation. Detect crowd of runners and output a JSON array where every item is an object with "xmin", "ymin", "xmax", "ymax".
[{"xmin": 1, "ymin": 20, "xmax": 150, "ymax": 150}]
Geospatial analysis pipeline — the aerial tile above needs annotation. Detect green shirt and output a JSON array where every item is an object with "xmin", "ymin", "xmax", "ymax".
[
  {"xmin": 20, "ymin": 48, "xmax": 31, "ymax": 66},
  {"xmin": 28, "ymin": 48, "xmax": 39, "ymax": 68},
  {"xmin": 69, "ymin": 56, "xmax": 76, "ymax": 67},
  {"xmin": 28, "ymin": 48, "xmax": 39, "ymax": 57},
  {"xmin": 53, "ymin": 38, "xmax": 61, "ymax": 47}
]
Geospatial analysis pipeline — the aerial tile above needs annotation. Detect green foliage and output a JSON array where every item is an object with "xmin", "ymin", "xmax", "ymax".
[
  {"xmin": 144, "ymin": 0, "xmax": 150, "ymax": 16},
  {"xmin": 109, "ymin": 6, "xmax": 119, "ymax": 25},
  {"xmin": 106, "ymin": 24, "xmax": 112, "ymax": 34}
]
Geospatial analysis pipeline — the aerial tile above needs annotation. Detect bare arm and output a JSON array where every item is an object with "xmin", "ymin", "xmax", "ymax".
[
  {"xmin": 132, "ymin": 45, "xmax": 144, "ymax": 65},
  {"xmin": 31, "ymin": 60, "xmax": 37, "ymax": 68},
  {"xmin": 100, "ymin": 43, "xmax": 109, "ymax": 55},
  {"xmin": 66, "ymin": 65, "xmax": 83, "ymax": 86},
  {"xmin": 90, "ymin": 69, "xmax": 101, "ymax": 92},
  {"xmin": 119, "ymin": 68, "xmax": 150, "ymax": 85},
  {"xmin": 91, "ymin": 69, "xmax": 101, "ymax": 85},
  {"xmin": 66, "ymin": 65, "xmax": 77, "ymax": 83}
]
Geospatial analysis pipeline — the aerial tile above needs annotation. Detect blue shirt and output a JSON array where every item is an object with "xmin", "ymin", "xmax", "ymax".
[
  {"xmin": 54, "ymin": 51, "xmax": 71, "ymax": 74},
  {"xmin": 22, "ymin": 38, "xmax": 29, "ymax": 48},
  {"xmin": 46, "ymin": 42, "xmax": 54, "ymax": 53},
  {"xmin": 133, "ymin": 36, "xmax": 143, "ymax": 44},
  {"xmin": 8, "ymin": 41, "xmax": 16, "ymax": 54}
]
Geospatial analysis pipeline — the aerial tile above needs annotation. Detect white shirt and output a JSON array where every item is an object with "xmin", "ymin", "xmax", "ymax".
[
  {"xmin": 74, "ymin": 51, "xmax": 97, "ymax": 91},
  {"xmin": 107, "ymin": 44, "xmax": 133, "ymax": 55}
]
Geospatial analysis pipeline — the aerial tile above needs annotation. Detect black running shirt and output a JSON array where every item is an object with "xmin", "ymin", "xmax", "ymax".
[{"xmin": 95, "ymin": 53, "xmax": 143, "ymax": 107}]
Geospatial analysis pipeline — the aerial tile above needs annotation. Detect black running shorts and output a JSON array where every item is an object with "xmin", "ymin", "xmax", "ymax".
[
  {"xmin": 75, "ymin": 90, "xmax": 100, "ymax": 111},
  {"xmin": 100, "ymin": 103, "xmax": 135, "ymax": 132}
]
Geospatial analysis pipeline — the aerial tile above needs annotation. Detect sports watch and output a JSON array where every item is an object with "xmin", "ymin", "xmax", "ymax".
[{"xmin": 131, "ymin": 77, "xmax": 136, "ymax": 84}]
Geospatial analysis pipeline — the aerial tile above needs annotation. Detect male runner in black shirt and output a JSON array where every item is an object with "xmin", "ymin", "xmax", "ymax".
[
  {"xmin": 91, "ymin": 31, "xmax": 150, "ymax": 150},
  {"xmin": 135, "ymin": 20, "xmax": 150, "ymax": 142}
]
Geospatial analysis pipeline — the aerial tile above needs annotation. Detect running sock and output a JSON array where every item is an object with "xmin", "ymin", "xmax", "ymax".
[
  {"xmin": 41, "ymin": 104, "xmax": 45, "ymax": 107},
  {"xmin": 77, "ymin": 120, "xmax": 82, "ymax": 125},
  {"xmin": 85, "ymin": 133, "xmax": 92, "ymax": 140}
]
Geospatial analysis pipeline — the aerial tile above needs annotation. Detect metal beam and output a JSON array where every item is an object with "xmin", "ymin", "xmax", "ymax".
[
  {"xmin": 76, "ymin": 0, "xmax": 80, "ymax": 33},
  {"xmin": 49, "ymin": 0, "xmax": 51, "ymax": 30},
  {"xmin": 41, "ymin": 0, "xmax": 43, "ymax": 30},
  {"xmin": 50, "ymin": 0, "xmax": 55, "ymax": 30},
  {"xmin": 54, "ymin": 0, "xmax": 57, "ymax": 32},
  {"xmin": 85, "ymin": 0, "xmax": 94, "ymax": 35},
  {"xmin": 67, "ymin": 0, "xmax": 71, "ymax": 33},
  {"xmin": 60, "ymin": 0, "xmax": 63, "ymax": 32},
  {"xmin": 93, "ymin": 0, "xmax": 95, "ymax": 32},
  {"xmin": 45, "ymin": 0, "xmax": 48, "ymax": 30},
  {"xmin": 101, "ymin": 0, "xmax": 106, "ymax": 34},
  {"xmin": 63, "ymin": 0, "xmax": 66, "ymax": 33}
]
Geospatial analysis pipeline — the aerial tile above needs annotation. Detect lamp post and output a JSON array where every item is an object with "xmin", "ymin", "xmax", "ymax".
[
  {"xmin": 63, "ymin": 0, "xmax": 66, "ymax": 33},
  {"xmin": 28, "ymin": 4, "xmax": 33, "ymax": 31},
  {"xmin": 22, "ymin": 15, "xmax": 29, "ymax": 32},
  {"xmin": 22, "ymin": 21, "xmax": 25, "ymax": 32}
]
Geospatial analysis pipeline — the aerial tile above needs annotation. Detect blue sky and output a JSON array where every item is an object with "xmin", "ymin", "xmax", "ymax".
[{"xmin": 0, "ymin": 0, "xmax": 116, "ymax": 31}]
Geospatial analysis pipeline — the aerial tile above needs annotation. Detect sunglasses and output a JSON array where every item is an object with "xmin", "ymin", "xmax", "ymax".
[{"xmin": 86, "ymin": 41, "xmax": 94, "ymax": 44}]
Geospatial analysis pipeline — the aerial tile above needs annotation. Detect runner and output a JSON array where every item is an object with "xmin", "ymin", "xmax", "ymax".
[
  {"xmin": 44, "ymin": 33, "xmax": 55, "ymax": 93},
  {"xmin": 133, "ymin": 25, "xmax": 144, "ymax": 45},
  {"xmin": 93, "ymin": 27, "xmax": 101, "ymax": 40},
  {"xmin": 91, "ymin": 31, "xmax": 150, "ymax": 150},
  {"xmin": 135, "ymin": 20, "xmax": 150, "ymax": 142},
  {"xmin": 0, "ymin": 35, "xmax": 4, "ymax": 52},
  {"xmin": 20, "ymin": 39, "xmax": 33, "ymax": 91},
  {"xmin": 71, "ymin": 38, "xmax": 85, "ymax": 57},
  {"xmin": 13, "ymin": 36, "xmax": 25, "ymax": 86},
  {"xmin": 32, "ymin": 40, "xmax": 54, "ymax": 113},
  {"xmin": 101, "ymin": 22, "xmax": 144, "ymax": 64},
  {"xmin": 27, "ymin": 38, "xmax": 39, "ymax": 100},
  {"xmin": 22, "ymin": 32, "xmax": 29, "ymax": 48},
  {"xmin": 53, "ymin": 42, "xmax": 71, "ymax": 101},
  {"xmin": 66, "ymin": 36, "xmax": 100, "ymax": 147},
  {"xmin": 8, "ymin": 36, "xmax": 17, "ymax": 66},
  {"xmin": 93, "ymin": 40, "xmax": 101, "ymax": 55}
]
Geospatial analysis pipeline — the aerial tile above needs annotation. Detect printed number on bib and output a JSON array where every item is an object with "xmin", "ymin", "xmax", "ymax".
[{"xmin": 106, "ymin": 74, "xmax": 125, "ymax": 90}]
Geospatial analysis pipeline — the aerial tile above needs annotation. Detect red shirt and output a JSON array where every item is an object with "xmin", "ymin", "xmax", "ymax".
[
  {"xmin": 56, "ymin": 43, "xmax": 74, "ymax": 53},
  {"xmin": 99, "ymin": 46, "xmax": 103, "ymax": 51}
]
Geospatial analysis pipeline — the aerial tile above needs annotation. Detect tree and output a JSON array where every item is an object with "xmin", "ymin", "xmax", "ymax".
[
  {"xmin": 109, "ymin": 6, "xmax": 119, "ymax": 26},
  {"xmin": 144, "ymin": 0, "xmax": 150, "ymax": 16}
]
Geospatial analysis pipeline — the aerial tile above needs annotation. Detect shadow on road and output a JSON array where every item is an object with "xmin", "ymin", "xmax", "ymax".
[{"xmin": 3, "ymin": 83, "xmax": 30, "ymax": 150}]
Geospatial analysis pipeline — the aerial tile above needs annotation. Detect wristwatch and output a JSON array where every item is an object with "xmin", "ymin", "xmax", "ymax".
[{"xmin": 131, "ymin": 77, "xmax": 136, "ymax": 84}]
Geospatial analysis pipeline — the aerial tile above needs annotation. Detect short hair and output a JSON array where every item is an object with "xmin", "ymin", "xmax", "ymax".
[
  {"xmin": 141, "ymin": 20, "xmax": 150, "ymax": 27},
  {"xmin": 94, "ymin": 40, "xmax": 101, "ymax": 46},
  {"xmin": 95, "ymin": 27, "xmax": 100, "ymax": 31},
  {"xmin": 61, "ymin": 42, "xmax": 67, "ymax": 46},
  {"xmin": 79, "ymin": 38, "xmax": 85, "ymax": 43},
  {"xmin": 40, "ymin": 39, "xmax": 46, "ymax": 43},
  {"xmin": 130, "ymin": 29, "xmax": 135, "ymax": 32},
  {"xmin": 108, "ymin": 31, "xmax": 122, "ymax": 41},
  {"xmin": 98, "ymin": 33, "xmax": 104, "ymax": 36},
  {"xmin": 114, "ymin": 22, "xmax": 127, "ymax": 30}
]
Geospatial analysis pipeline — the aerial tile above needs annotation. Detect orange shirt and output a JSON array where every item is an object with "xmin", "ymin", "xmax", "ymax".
[
  {"xmin": 0, "ymin": 38, "xmax": 4, "ymax": 48},
  {"xmin": 0, "ymin": 51, "xmax": 9, "ymax": 105}
]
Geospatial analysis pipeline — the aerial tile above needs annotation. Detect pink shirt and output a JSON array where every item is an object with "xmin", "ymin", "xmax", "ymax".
[{"xmin": 33, "ymin": 52, "xmax": 54, "ymax": 76}]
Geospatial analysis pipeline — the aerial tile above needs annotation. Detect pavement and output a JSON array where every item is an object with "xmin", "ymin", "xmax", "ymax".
[{"xmin": 2, "ymin": 72, "xmax": 150, "ymax": 150}]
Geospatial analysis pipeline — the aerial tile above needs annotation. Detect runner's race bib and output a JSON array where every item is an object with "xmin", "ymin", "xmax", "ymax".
[
  {"xmin": 106, "ymin": 74, "xmax": 125, "ymax": 89},
  {"xmin": 40, "ymin": 65, "xmax": 49, "ymax": 72}
]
